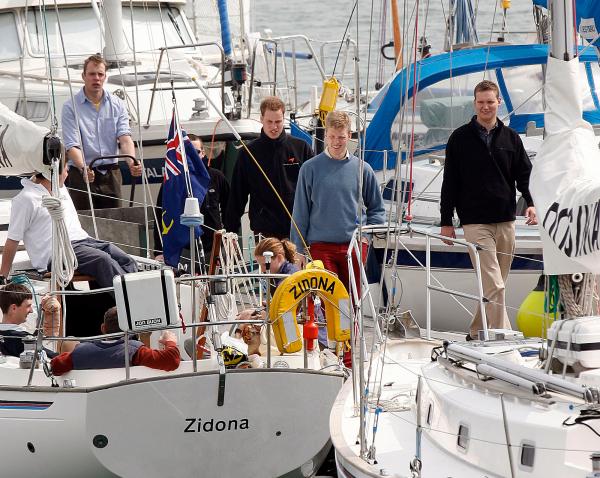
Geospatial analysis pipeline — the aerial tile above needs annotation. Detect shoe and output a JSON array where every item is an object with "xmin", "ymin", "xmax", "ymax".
[{"xmin": 465, "ymin": 334, "xmax": 474, "ymax": 342}]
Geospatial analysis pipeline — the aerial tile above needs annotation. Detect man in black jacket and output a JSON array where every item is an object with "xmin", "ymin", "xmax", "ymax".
[
  {"xmin": 440, "ymin": 80, "xmax": 537, "ymax": 340},
  {"xmin": 224, "ymin": 96, "xmax": 314, "ymax": 238}
]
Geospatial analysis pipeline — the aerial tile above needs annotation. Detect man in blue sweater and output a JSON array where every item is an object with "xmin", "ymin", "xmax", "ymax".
[{"xmin": 290, "ymin": 111, "xmax": 385, "ymax": 294}]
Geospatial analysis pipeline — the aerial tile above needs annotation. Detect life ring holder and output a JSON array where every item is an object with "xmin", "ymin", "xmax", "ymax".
[{"xmin": 268, "ymin": 262, "xmax": 351, "ymax": 354}]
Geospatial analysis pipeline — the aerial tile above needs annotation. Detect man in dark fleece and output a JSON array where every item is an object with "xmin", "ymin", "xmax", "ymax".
[
  {"xmin": 440, "ymin": 80, "xmax": 537, "ymax": 340},
  {"xmin": 224, "ymin": 96, "xmax": 314, "ymax": 238}
]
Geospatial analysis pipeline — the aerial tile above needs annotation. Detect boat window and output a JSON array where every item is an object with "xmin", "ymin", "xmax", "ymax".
[
  {"xmin": 499, "ymin": 64, "xmax": 544, "ymax": 117},
  {"xmin": 0, "ymin": 13, "xmax": 21, "ymax": 60},
  {"xmin": 520, "ymin": 442, "xmax": 535, "ymax": 469},
  {"xmin": 27, "ymin": 7, "xmax": 102, "ymax": 55},
  {"xmin": 15, "ymin": 99, "xmax": 49, "ymax": 122},
  {"xmin": 457, "ymin": 424, "xmax": 469, "ymax": 451},
  {"xmin": 122, "ymin": 6, "xmax": 194, "ymax": 53},
  {"xmin": 389, "ymin": 70, "xmax": 504, "ymax": 154},
  {"xmin": 581, "ymin": 62, "xmax": 600, "ymax": 112},
  {"xmin": 26, "ymin": 6, "xmax": 193, "ymax": 57}
]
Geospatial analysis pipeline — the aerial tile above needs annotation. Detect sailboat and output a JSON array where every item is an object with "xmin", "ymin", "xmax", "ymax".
[
  {"xmin": 0, "ymin": 2, "xmax": 351, "ymax": 476},
  {"xmin": 363, "ymin": 0, "xmax": 600, "ymax": 333},
  {"xmin": 330, "ymin": 0, "xmax": 600, "ymax": 476}
]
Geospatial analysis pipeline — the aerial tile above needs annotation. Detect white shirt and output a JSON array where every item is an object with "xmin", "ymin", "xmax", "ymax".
[
  {"xmin": 0, "ymin": 323, "xmax": 27, "ymax": 333},
  {"xmin": 8, "ymin": 179, "xmax": 88, "ymax": 271}
]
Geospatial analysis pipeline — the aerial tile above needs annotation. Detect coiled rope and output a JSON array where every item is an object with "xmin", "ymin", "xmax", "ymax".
[{"xmin": 42, "ymin": 195, "xmax": 77, "ymax": 288}]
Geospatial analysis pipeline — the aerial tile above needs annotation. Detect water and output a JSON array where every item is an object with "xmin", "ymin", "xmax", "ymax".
[{"xmin": 251, "ymin": 0, "xmax": 538, "ymax": 98}]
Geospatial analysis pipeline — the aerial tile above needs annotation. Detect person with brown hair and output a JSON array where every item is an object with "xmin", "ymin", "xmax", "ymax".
[
  {"xmin": 0, "ymin": 157, "xmax": 137, "ymax": 288},
  {"xmin": 290, "ymin": 110, "xmax": 384, "ymax": 293},
  {"xmin": 62, "ymin": 54, "xmax": 142, "ymax": 210},
  {"xmin": 50, "ymin": 306, "xmax": 180, "ymax": 375},
  {"xmin": 253, "ymin": 237, "xmax": 299, "ymax": 283},
  {"xmin": 225, "ymin": 96, "xmax": 314, "ymax": 238},
  {"xmin": 440, "ymin": 80, "xmax": 537, "ymax": 340},
  {"xmin": 236, "ymin": 237, "xmax": 301, "ymax": 353},
  {"xmin": 0, "ymin": 282, "xmax": 57, "ymax": 358}
]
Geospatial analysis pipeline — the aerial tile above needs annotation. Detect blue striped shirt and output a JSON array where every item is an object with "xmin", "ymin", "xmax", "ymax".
[{"xmin": 61, "ymin": 88, "xmax": 131, "ymax": 168}]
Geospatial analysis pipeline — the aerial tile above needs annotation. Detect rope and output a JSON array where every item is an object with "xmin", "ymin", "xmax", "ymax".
[
  {"xmin": 42, "ymin": 196, "xmax": 77, "ymax": 288},
  {"xmin": 558, "ymin": 274, "xmax": 596, "ymax": 317}
]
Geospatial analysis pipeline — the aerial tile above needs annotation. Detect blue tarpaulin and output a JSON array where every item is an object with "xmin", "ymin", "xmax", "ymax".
[{"xmin": 364, "ymin": 44, "xmax": 600, "ymax": 171}]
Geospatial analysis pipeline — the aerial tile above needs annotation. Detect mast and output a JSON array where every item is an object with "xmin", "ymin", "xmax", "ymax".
[
  {"xmin": 390, "ymin": 0, "xmax": 403, "ymax": 70},
  {"xmin": 102, "ymin": 0, "xmax": 129, "ymax": 64},
  {"xmin": 549, "ymin": 0, "xmax": 577, "ymax": 61}
]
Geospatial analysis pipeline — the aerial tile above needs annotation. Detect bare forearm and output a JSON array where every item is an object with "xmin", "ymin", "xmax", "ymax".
[
  {"xmin": 119, "ymin": 136, "xmax": 136, "ymax": 162},
  {"xmin": 1, "ymin": 239, "xmax": 19, "ymax": 276},
  {"xmin": 66, "ymin": 147, "xmax": 85, "ymax": 170}
]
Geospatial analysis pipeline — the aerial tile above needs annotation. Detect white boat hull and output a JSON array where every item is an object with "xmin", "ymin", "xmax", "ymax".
[
  {"xmin": 330, "ymin": 339, "xmax": 600, "ymax": 478},
  {"xmin": 0, "ymin": 364, "xmax": 343, "ymax": 478}
]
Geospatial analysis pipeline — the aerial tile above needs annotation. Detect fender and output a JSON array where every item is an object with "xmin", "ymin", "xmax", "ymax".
[{"xmin": 269, "ymin": 262, "xmax": 351, "ymax": 354}]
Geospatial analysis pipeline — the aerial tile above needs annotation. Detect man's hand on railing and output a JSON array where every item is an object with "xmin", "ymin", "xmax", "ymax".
[
  {"xmin": 440, "ymin": 225, "xmax": 456, "ymax": 246},
  {"xmin": 128, "ymin": 161, "xmax": 143, "ymax": 177}
]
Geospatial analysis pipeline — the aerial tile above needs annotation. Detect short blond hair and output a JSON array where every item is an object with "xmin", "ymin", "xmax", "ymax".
[
  {"xmin": 260, "ymin": 96, "xmax": 285, "ymax": 116},
  {"xmin": 325, "ymin": 111, "xmax": 352, "ymax": 132}
]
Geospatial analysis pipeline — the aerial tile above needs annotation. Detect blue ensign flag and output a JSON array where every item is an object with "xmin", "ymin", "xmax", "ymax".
[{"xmin": 162, "ymin": 110, "xmax": 211, "ymax": 266}]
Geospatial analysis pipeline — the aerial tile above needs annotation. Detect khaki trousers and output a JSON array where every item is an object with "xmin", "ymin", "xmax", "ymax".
[{"xmin": 462, "ymin": 221, "xmax": 515, "ymax": 338}]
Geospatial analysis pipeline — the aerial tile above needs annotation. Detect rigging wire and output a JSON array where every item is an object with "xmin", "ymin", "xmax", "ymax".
[{"xmin": 332, "ymin": 1, "xmax": 358, "ymax": 78}]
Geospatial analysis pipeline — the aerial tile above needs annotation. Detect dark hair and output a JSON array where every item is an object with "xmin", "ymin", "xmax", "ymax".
[
  {"xmin": 187, "ymin": 133, "xmax": 203, "ymax": 146},
  {"xmin": 35, "ymin": 152, "xmax": 65, "ymax": 180},
  {"xmin": 83, "ymin": 54, "xmax": 108, "ymax": 74},
  {"xmin": 474, "ymin": 80, "xmax": 500, "ymax": 99},
  {"xmin": 0, "ymin": 283, "xmax": 32, "ymax": 314},
  {"xmin": 103, "ymin": 306, "xmax": 121, "ymax": 334}
]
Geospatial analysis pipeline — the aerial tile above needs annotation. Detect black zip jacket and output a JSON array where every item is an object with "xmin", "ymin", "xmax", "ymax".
[
  {"xmin": 440, "ymin": 117, "xmax": 534, "ymax": 227},
  {"xmin": 224, "ymin": 130, "xmax": 314, "ymax": 236}
]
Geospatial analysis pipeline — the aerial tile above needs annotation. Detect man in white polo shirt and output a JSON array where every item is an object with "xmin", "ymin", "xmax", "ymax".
[{"xmin": 0, "ymin": 160, "xmax": 137, "ymax": 288}]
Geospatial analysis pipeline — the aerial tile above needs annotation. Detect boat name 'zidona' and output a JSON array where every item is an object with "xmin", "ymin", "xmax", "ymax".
[{"xmin": 184, "ymin": 418, "xmax": 250, "ymax": 433}]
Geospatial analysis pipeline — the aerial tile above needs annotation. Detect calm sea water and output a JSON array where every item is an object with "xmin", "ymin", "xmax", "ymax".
[{"xmin": 251, "ymin": 0, "xmax": 537, "ymax": 97}]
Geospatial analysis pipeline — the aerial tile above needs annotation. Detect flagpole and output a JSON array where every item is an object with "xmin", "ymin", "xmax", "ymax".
[{"xmin": 171, "ymin": 83, "xmax": 194, "ymax": 198}]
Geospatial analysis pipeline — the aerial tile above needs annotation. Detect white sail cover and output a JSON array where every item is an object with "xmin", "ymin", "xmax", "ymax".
[
  {"xmin": 530, "ymin": 56, "xmax": 600, "ymax": 274},
  {"xmin": 0, "ymin": 101, "xmax": 50, "ymax": 177}
]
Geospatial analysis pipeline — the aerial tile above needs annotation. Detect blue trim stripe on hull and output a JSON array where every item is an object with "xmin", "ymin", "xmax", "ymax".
[
  {"xmin": 391, "ymin": 250, "xmax": 543, "ymax": 271},
  {"xmin": 0, "ymin": 400, "xmax": 52, "ymax": 410}
]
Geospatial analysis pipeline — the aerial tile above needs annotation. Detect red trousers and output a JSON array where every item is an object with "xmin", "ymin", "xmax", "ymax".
[{"xmin": 309, "ymin": 242, "xmax": 368, "ymax": 298}]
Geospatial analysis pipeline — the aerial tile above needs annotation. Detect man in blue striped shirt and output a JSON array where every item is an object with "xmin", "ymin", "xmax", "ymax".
[{"xmin": 62, "ymin": 54, "xmax": 142, "ymax": 210}]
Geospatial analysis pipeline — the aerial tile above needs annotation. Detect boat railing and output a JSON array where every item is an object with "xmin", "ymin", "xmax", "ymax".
[
  {"xmin": 20, "ymin": 271, "xmax": 294, "ymax": 387},
  {"xmin": 410, "ymin": 227, "xmax": 490, "ymax": 341},
  {"xmin": 145, "ymin": 42, "xmax": 226, "ymax": 127},
  {"xmin": 247, "ymin": 35, "xmax": 353, "ymax": 116}
]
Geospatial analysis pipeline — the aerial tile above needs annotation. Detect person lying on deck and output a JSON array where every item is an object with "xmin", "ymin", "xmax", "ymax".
[
  {"xmin": 50, "ymin": 306, "xmax": 180, "ymax": 375},
  {"xmin": 0, "ymin": 157, "xmax": 138, "ymax": 288},
  {"xmin": 0, "ymin": 282, "xmax": 58, "ymax": 358}
]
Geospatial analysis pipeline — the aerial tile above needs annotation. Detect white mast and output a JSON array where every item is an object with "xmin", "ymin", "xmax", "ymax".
[{"xmin": 102, "ymin": 0, "xmax": 129, "ymax": 63}]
